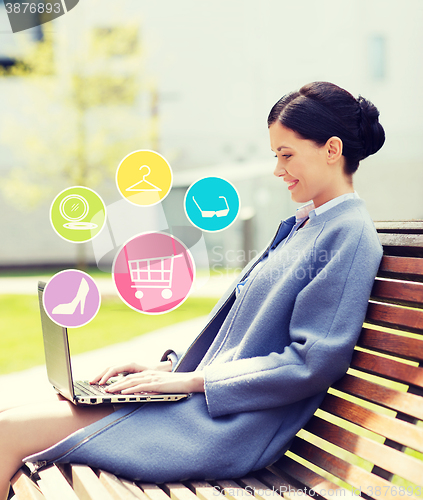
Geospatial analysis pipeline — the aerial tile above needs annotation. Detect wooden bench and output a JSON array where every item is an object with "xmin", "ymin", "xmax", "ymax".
[{"xmin": 10, "ymin": 220, "xmax": 423, "ymax": 500}]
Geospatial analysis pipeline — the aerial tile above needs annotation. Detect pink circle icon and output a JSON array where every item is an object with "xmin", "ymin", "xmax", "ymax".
[
  {"xmin": 43, "ymin": 270, "xmax": 101, "ymax": 328},
  {"xmin": 112, "ymin": 232, "xmax": 195, "ymax": 314}
]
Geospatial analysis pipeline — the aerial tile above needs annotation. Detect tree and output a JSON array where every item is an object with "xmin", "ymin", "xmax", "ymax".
[{"xmin": 0, "ymin": 22, "xmax": 157, "ymax": 266}]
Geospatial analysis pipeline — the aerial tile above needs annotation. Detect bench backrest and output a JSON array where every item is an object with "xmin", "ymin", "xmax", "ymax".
[{"xmin": 261, "ymin": 221, "xmax": 423, "ymax": 500}]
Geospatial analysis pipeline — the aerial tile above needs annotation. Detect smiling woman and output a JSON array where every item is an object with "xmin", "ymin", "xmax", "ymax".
[
  {"xmin": 1, "ymin": 82, "xmax": 386, "ymax": 500},
  {"xmin": 269, "ymin": 82, "xmax": 385, "ymax": 209}
]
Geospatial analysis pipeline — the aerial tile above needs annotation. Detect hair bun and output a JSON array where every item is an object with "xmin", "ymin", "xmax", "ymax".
[{"xmin": 357, "ymin": 95, "xmax": 385, "ymax": 158}]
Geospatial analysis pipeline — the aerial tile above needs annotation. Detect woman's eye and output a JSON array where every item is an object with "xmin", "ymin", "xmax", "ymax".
[{"xmin": 273, "ymin": 153, "xmax": 292, "ymax": 159}]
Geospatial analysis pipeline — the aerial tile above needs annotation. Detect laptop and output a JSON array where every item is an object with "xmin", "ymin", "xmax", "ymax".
[{"xmin": 38, "ymin": 281, "xmax": 189, "ymax": 405}]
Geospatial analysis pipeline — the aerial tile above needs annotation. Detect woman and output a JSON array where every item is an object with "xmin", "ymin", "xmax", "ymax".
[{"xmin": 0, "ymin": 81, "xmax": 385, "ymax": 499}]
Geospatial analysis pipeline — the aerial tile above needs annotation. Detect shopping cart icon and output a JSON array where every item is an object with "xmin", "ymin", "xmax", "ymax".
[{"xmin": 128, "ymin": 254, "xmax": 182, "ymax": 300}]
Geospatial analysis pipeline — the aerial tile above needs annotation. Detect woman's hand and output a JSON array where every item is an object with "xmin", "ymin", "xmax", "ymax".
[
  {"xmin": 90, "ymin": 360, "xmax": 172, "ymax": 386},
  {"xmin": 105, "ymin": 370, "xmax": 205, "ymax": 394}
]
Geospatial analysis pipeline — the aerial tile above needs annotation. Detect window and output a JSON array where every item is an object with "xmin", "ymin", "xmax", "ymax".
[{"xmin": 368, "ymin": 35, "xmax": 387, "ymax": 80}]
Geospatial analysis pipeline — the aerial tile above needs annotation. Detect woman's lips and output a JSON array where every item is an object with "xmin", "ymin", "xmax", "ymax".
[{"xmin": 287, "ymin": 180, "xmax": 299, "ymax": 190}]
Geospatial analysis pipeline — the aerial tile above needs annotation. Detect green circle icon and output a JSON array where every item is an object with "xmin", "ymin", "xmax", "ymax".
[{"xmin": 50, "ymin": 186, "xmax": 106, "ymax": 243}]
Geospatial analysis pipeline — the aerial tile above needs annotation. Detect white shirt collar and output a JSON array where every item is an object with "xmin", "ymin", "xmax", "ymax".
[{"xmin": 295, "ymin": 191, "xmax": 360, "ymax": 223}]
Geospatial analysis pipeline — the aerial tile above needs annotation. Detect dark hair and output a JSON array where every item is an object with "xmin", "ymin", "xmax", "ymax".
[{"xmin": 267, "ymin": 82, "xmax": 385, "ymax": 174}]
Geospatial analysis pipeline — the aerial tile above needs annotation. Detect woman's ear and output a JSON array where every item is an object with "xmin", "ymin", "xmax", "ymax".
[{"xmin": 326, "ymin": 136, "xmax": 343, "ymax": 164}]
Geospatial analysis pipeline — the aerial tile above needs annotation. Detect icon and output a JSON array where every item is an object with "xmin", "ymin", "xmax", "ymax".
[
  {"xmin": 50, "ymin": 186, "xmax": 106, "ymax": 243},
  {"xmin": 116, "ymin": 150, "xmax": 173, "ymax": 207},
  {"xmin": 192, "ymin": 195, "xmax": 229, "ymax": 218},
  {"xmin": 184, "ymin": 177, "xmax": 240, "ymax": 232},
  {"xmin": 112, "ymin": 232, "xmax": 195, "ymax": 315},
  {"xmin": 126, "ymin": 165, "xmax": 162, "ymax": 193},
  {"xmin": 129, "ymin": 254, "xmax": 182, "ymax": 300},
  {"xmin": 43, "ymin": 270, "xmax": 101, "ymax": 328},
  {"xmin": 59, "ymin": 194, "xmax": 97, "ymax": 230}
]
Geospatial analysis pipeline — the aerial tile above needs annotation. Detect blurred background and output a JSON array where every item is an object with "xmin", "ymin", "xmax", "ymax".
[{"xmin": 0, "ymin": 0, "xmax": 422, "ymax": 376}]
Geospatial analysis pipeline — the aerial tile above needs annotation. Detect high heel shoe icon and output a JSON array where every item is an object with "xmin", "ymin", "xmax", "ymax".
[{"xmin": 52, "ymin": 278, "xmax": 89, "ymax": 315}]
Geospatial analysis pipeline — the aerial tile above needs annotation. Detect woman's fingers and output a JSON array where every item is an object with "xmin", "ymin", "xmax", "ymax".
[
  {"xmin": 90, "ymin": 363, "xmax": 145, "ymax": 385},
  {"xmin": 105, "ymin": 370, "xmax": 204, "ymax": 394}
]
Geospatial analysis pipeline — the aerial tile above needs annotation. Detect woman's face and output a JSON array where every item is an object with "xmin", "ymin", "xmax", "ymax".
[{"xmin": 269, "ymin": 121, "xmax": 346, "ymax": 208}]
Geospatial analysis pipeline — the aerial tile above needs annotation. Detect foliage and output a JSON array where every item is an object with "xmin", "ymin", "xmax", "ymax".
[{"xmin": 0, "ymin": 23, "xmax": 155, "ymax": 211}]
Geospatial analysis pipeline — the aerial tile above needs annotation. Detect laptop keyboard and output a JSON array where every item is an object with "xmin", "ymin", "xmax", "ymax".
[{"xmin": 74, "ymin": 380, "xmax": 119, "ymax": 396}]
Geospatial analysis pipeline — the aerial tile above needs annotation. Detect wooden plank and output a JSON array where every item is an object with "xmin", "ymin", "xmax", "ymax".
[
  {"xmin": 333, "ymin": 373, "xmax": 423, "ymax": 419},
  {"xmin": 120, "ymin": 479, "xmax": 151, "ymax": 500},
  {"xmin": 321, "ymin": 394, "xmax": 423, "ymax": 452},
  {"xmin": 290, "ymin": 437, "xmax": 420, "ymax": 500},
  {"xmin": 237, "ymin": 476, "xmax": 283, "ymax": 499},
  {"xmin": 37, "ymin": 466, "xmax": 79, "ymax": 500},
  {"xmin": 366, "ymin": 301, "xmax": 423, "ymax": 333},
  {"xmin": 10, "ymin": 469, "xmax": 45, "ymax": 500},
  {"xmin": 187, "ymin": 481, "xmax": 226, "ymax": 500},
  {"xmin": 358, "ymin": 328, "xmax": 423, "ymax": 362},
  {"xmin": 98, "ymin": 469, "xmax": 139, "ymax": 499},
  {"xmin": 350, "ymin": 350, "xmax": 423, "ymax": 388},
  {"xmin": 264, "ymin": 456, "xmax": 345, "ymax": 500},
  {"xmin": 139, "ymin": 483, "xmax": 171, "ymax": 500},
  {"xmin": 375, "ymin": 221, "xmax": 423, "ymax": 232},
  {"xmin": 162, "ymin": 483, "xmax": 201, "ymax": 500},
  {"xmin": 212, "ymin": 480, "xmax": 253, "ymax": 499},
  {"xmin": 70, "ymin": 465, "xmax": 115, "ymax": 500},
  {"xmin": 378, "ymin": 255, "xmax": 423, "ymax": 277},
  {"xmin": 371, "ymin": 278, "xmax": 423, "ymax": 306},
  {"xmin": 304, "ymin": 416, "xmax": 423, "ymax": 486},
  {"xmin": 377, "ymin": 233, "xmax": 423, "ymax": 248}
]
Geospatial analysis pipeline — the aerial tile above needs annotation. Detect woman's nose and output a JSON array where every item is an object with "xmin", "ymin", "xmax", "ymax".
[{"xmin": 273, "ymin": 162, "xmax": 286, "ymax": 178}]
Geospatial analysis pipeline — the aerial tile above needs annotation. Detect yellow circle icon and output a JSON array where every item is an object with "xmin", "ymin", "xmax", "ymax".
[{"xmin": 116, "ymin": 150, "xmax": 173, "ymax": 206}]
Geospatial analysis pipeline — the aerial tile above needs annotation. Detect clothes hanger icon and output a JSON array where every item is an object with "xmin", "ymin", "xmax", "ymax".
[
  {"xmin": 192, "ymin": 196, "xmax": 229, "ymax": 217},
  {"xmin": 126, "ymin": 165, "xmax": 162, "ymax": 192}
]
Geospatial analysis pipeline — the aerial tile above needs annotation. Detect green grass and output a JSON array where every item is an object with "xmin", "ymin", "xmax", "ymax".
[{"xmin": 0, "ymin": 294, "xmax": 218, "ymax": 375}]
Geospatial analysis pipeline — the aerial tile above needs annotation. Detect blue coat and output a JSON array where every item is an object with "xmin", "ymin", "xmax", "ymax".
[{"xmin": 26, "ymin": 198, "xmax": 382, "ymax": 482}]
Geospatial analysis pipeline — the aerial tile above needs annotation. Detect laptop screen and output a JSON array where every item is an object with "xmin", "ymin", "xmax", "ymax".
[{"xmin": 38, "ymin": 281, "xmax": 75, "ymax": 401}]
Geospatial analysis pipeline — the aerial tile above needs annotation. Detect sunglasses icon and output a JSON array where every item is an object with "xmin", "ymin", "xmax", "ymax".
[{"xmin": 192, "ymin": 196, "xmax": 229, "ymax": 218}]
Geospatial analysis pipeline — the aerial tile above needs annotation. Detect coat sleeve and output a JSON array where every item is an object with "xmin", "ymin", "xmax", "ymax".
[
  {"xmin": 203, "ymin": 221, "xmax": 382, "ymax": 418},
  {"xmin": 160, "ymin": 349, "xmax": 184, "ymax": 371}
]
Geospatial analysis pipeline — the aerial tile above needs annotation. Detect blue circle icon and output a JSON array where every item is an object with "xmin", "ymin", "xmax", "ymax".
[{"xmin": 184, "ymin": 177, "xmax": 240, "ymax": 232}]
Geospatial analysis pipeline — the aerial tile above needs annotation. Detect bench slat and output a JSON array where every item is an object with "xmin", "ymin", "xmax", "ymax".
[
  {"xmin": 187, "ymin": 481, "xmax": 226, "ymax": 500},
  {"xmin": 212, "ymin": 480, "xmax": 253, "ymax": 499},
  {"xmin": 140, "ymin": 483, "xmax": 173, "ymax": 500},
  {"xmin": 10, "ymin": 469, "xmax": 45, "ymax": 500},
  {"xmin": 163, "ymin": 482, "xmax": 203, "ymax": 500},
  {"xmin": 358, "ymin": 328, "xmax": 423, "ymax": 362},
  {"xmin": 377, "ymin": 233, "xmax": 423, "ymax": 248},
  {"xmin": 304, "ymin": 416, "xmax": 423, "ymax": 486},
  {"xmin": 333, "ymin": 373, "xmax": 423, "ymax": 420},
  {"xmin": 70, "ymin": 465, "xmax": 115, "ymax": 500},
  {"xmin": 378, "ymin": 255, "xmax": 423, "ymax": 277},
  {"xmin": 99, "ymin": 469, "xmax": 140, "ymax": 499},
  {"xmin": 366, "ymin": 302, "xmax": 423, "ymax": 333},
  {"xmin": 121, "ymin": 479, "xmax": 151, "ymax": 500},
  {"xmin": 257, "ymin": 462, "xmax": 334, "ymax": 500},
  {"xmin": 290, "ymin": 437, "xmax": 419, "ymax": 500},
  {"xmin": 37, "ymin": 466, "xmax": 79, "ymax": 500},
  {"xmin": 350, "ymin": 350, "xmax": 423, "ymax": 388},
  {"xmin": 375, "ymin": 221, "xmax": 423, "ymax": 233},
  {"xmin": 371, "ymin": 278, "xmax": 423, "ymax": 306},
  {"xmin": 321, "ymin": 394, "xmax": 423, "ymax": 452},
  {"xmin": 237, "ymin": 476, "xmax": 283, "ymax": 499}
]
